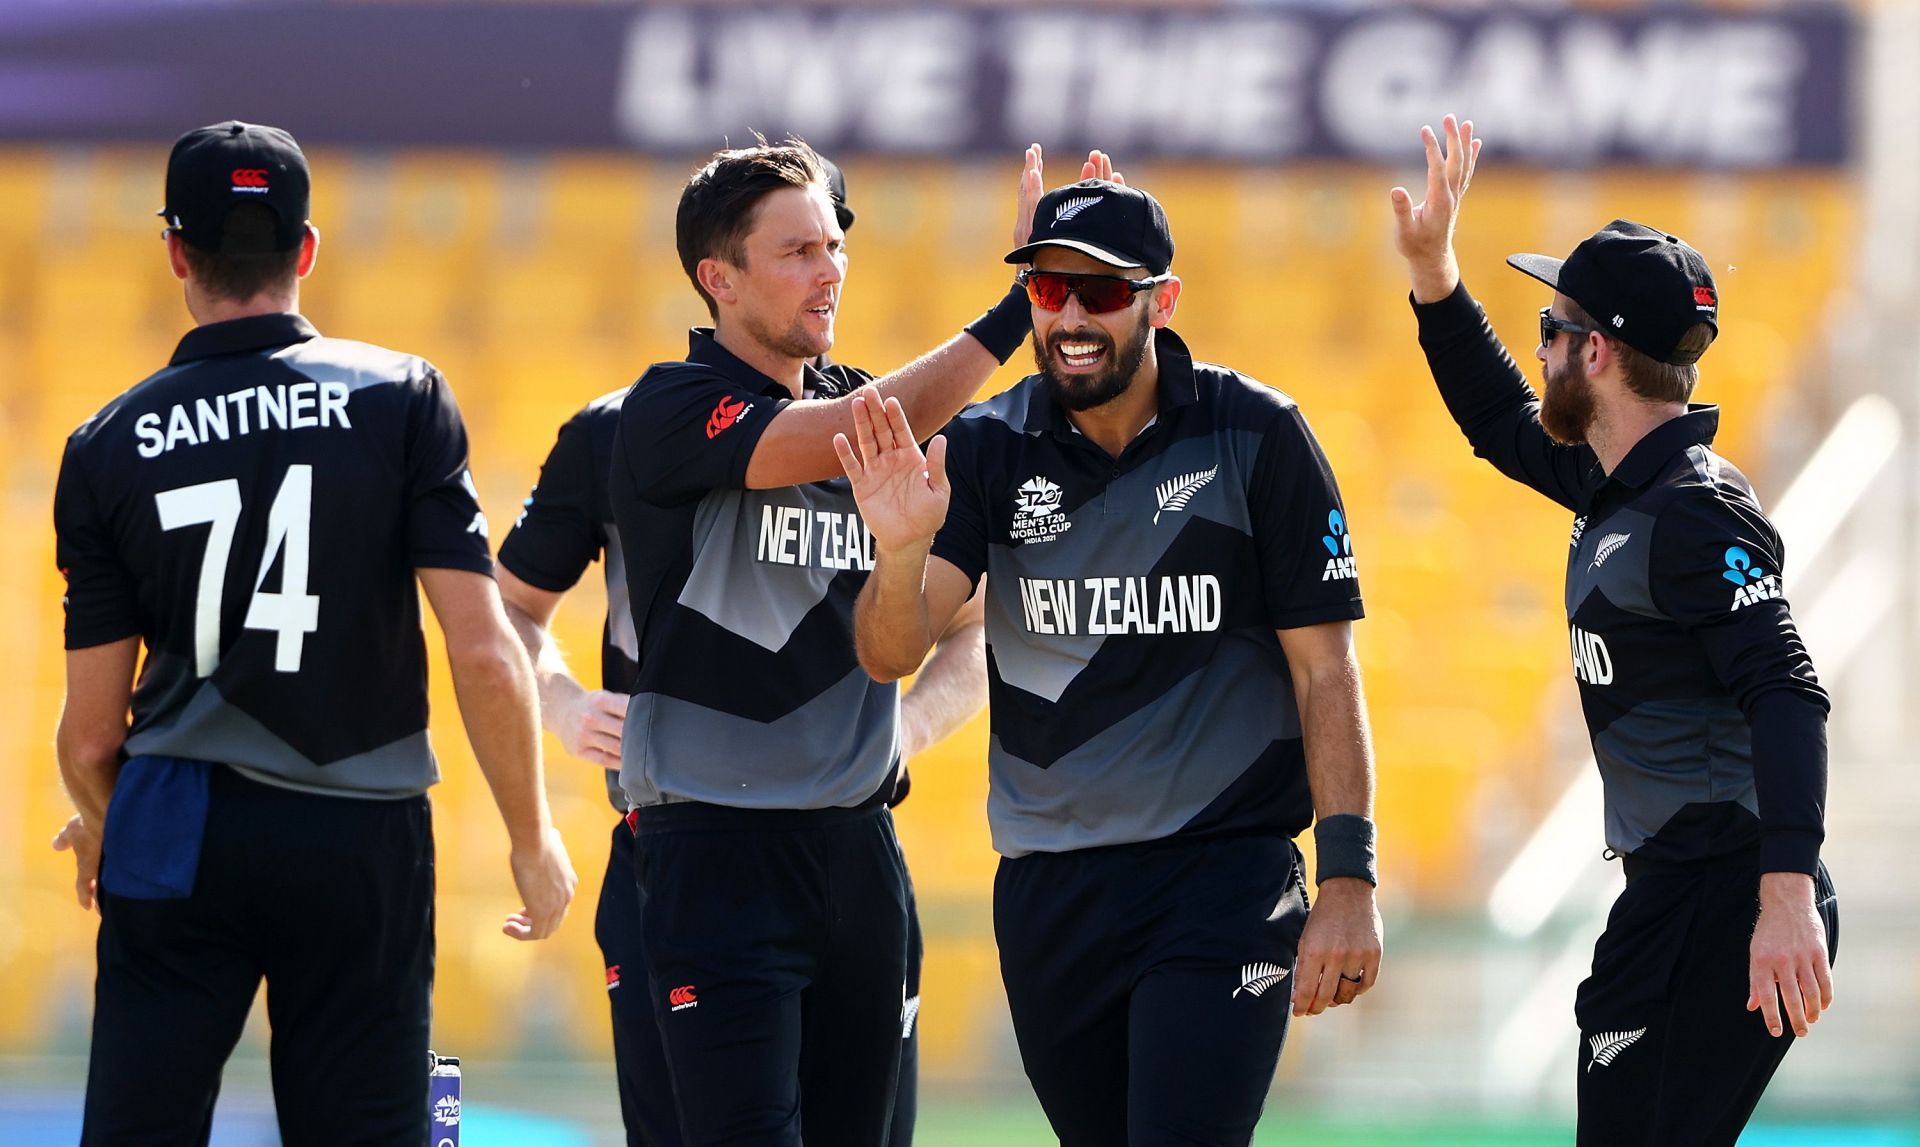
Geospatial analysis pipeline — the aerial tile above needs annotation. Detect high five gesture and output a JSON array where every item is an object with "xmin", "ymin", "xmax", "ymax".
[
  {"xmin": 834, "ymin": 393, "xmax": 949, "ymax": 558},
  {"xmin": 1389, "ymin": 114, "xmax": 1480, "ymax": 304}
]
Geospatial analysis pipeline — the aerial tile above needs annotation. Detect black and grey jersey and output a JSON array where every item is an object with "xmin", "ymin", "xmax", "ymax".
[
  {"xmin": 608, "ymin": 329, "xmax": 894, "ymax": 811},
  {"xmin": 930, "ymin": 328, "xmax": 1364, "ymax": 858},
  {"xmin": 497, "ymin": 388, "xmax": 632, "ymax": 812},
  {"xmin": 53, "ymin": 313, "xmax": 493, "ymax": 799},
  {"xmin": 1414, "ymin": 283, "xmax": 1829, "ymax": 875}
]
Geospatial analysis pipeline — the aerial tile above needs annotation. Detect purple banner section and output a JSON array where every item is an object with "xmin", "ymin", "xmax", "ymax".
[{"xmin": 0, "ymin": 2, "xmax": 1853, "ymax": 167}]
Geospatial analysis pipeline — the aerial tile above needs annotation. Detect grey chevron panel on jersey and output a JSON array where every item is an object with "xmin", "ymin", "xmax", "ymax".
[
  {"xmin": 1593, "ymin": 696, "xmax": 1757, "ymax": 853},
  {"xmin": 125, "ymin": 657, "xmax": 439, "ymax": 799},
  {"xmin": 621, "ymin": 665, "xmax": 899, "ymax": 810},
  {"xmin": 986, "ymin": 635, "xmax": 1296, "ymax": 857},
  {"xmin": 676, "ymin": 484, "xmax": 856, "ymax": 653},
  {"xmin": 604, "ymin": 526, "xmax": 639, "ymax": 662}
]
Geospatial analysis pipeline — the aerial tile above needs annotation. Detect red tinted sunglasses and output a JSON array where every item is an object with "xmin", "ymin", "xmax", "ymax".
[{"xmin": 1019, "ymin": 269, "xmax": 1170, "ymax": 314}]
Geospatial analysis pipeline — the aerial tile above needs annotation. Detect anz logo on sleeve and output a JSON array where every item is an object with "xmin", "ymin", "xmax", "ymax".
[{"xmin": 1723, "ymin": 546, "xmax": 1782, "ymax": 612}]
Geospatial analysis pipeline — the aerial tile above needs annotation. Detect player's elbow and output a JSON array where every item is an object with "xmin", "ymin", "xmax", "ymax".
[
  {"xmin": 858, "ymin": 652, "xmax": 912, "ymax": 685},
  {"xmin": 56, "ymin": 720, "xmax": 123, "ymax": 777},
  {"xmin": 447, "ymin": 631, "xmax": 532, "ymax": 695},
  {"xmin": 856, "ymin": 638, "xmax": 919, "ymax": 685}
]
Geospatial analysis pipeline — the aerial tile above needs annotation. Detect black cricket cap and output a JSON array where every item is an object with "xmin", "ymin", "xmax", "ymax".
[
  {"xmin": 818, "ymin": 155, "xmax": 855, "ymax": 232},
  {"xmin": 159, "ymin": 121, "xmax": 310, "ymax": 252},
  {"xmin": 1508, "ymin": 219, "xmax": 1719, "ymax": 366},
  {"xmin": 1005, "ymin": 179, "xmax": 1173, "ymax": 276}
]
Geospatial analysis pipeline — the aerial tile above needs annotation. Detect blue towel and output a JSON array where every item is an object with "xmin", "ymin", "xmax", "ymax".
[{"xmin": 99, "ymin": 755, "xmax": 212, "ymax": 900}]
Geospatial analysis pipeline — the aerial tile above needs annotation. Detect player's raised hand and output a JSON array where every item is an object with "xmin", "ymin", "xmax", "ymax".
[
  {"xmin": 835, "ymin": 393, "xmax": 950, "ymax": 555},
  {"xmin": 1079, "ymin": 149, "xmax": 1126, "ymax": 187},
  {"xmin": 1291, "ymin": 877, "xmax": 1384, "ymax": 1017},
  {"xmin": 52, "ymin": 814, "xmax": 101, "ymax": 913},
  {"xmin": 504, "ymin": 824, "xmax": 577, "ymax": 941},
  {"xmin": 1390, "ymin": 114, "xmax": 1480, "ymax": 302},
  {"xmin": 555, "ymin": 688, "xmax": 628, "ymax": 771},
  {"xmin": 1013, "ymin": 144, "xmax": 1045, "ymax": 250}
]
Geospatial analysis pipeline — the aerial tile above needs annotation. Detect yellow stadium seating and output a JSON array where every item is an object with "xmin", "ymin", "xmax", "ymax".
[{"xmin": 0, "ymin": 147, "xmax": 1855, "ymax": 1070}]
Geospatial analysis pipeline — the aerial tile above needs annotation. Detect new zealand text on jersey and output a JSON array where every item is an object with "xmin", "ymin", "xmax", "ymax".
[
  {"xmin": 1018, "ymin": 574, "xmax": 1222, "ymax": 636},
  {"xmin": 134, "ymin": 381, "xmax": 353, "ymax": 458},
  {"xmin": 756, "ymin": 504, "xmax": 874, "ymax": 571}
]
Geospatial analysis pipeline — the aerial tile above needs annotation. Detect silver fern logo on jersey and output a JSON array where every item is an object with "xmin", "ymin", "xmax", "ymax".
[
  {"xmin": 1590, "ymin": 532, "xmax": 1631, "ymax": 569},
  {"xmin": 1153, "ymin": 467, "xmax": 1217, "ymax": 524},
  {"xmin": 1053, "ymin": 195, "xmax": 1101, "ymax": 222},
  {"xmin": 1586, "ymin": 1027, "xmax": 1647, "ymax": 1071},
  {"xmin": 1233, "ymin": 962, "xmax": 1290, "ymax": 999}
]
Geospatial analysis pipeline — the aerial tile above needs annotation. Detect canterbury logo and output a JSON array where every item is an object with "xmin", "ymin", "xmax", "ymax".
[
  {"xmin": 1586, "ymin": 1027, "xmax": 1646, "ymax": 1071},
  {"xmin": 668, "ymin": 985, "xmax": 698, "ymax": 1011},
  {"xmin": 605, "ymin": 964, "xmax": 621, "ymax": 990},
  {"xmin": 231, "ymin": 168, "xmax": 270, "ymax": 189},
  {"xmin": 705, "ymin": 396, "xmax": 749, "ymax": 439},
  {"xmin": 1153, "ymin": 467, "xmax": 1217, "ymax": 524},
  {"xmin": 1233, "ymin": 962, "xmax": 1290, "ymax": 999},
  {"xmin": 1054, "ymin": 195, "xmax": 1100, "ymax": 222},
  {"xmin": 1591, "ymin": 532, "xmax": 1631, "ymax": 569}
]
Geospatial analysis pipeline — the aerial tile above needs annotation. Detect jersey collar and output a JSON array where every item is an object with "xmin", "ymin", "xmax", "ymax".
[
  {"xmin": 1607, "ymin": 404, "xmax": 1721, "ymax": 489},
  {"xmin": 1025, "ymin": 326, "xmax": 1201, "ymax": 438},
  {"xmin": 688, "ymin": 327, "xmax": 828, "ymax": 400},
  {"xmin": 169, "ymin": 312, "xmax": 319, "ymax": 365}
]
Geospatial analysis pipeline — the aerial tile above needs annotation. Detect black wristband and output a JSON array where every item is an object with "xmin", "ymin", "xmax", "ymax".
[
  {"xmin": 1313, "ymin": 814, "xmax": 1378, "ymax": 886},
  {"xmin": 962, "ymin": 281, "xmax": 1032, "ymax": 364}
]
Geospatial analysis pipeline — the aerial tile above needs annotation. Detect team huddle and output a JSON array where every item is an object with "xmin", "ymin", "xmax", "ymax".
[{"xmin": 50, "ymin": 115, "xmax": 1834, "ymax": 1147}]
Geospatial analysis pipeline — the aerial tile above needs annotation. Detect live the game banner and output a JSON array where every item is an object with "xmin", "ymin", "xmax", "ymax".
[{"xmin": 0, "ymin": 3, "xmax": 1853, "ymax": 166}]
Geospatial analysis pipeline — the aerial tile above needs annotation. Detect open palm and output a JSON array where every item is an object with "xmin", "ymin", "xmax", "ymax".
[
  {"xmin": 1390, "ymin": 113, "xmax": 1479, "ymax": 265},
  {"xmin": 834, "ymin": 393, "xmax": 950, "ymax": 553}
]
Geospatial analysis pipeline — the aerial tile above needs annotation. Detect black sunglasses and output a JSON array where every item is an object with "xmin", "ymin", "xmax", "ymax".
[{"xmin": 1539, "ymin": 307, "xmax": 1595, "ymax": 347}]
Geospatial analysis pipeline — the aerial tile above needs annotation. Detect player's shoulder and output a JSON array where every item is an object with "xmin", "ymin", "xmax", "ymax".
[
  {"xmin": 1647, "ymin": 446, "xmax": 1776, "ymax": 551},
  {"xmin": 270, "ymin": 334, "xmax": 438, "ymax": 392},
  {"xmin": 1191, "ymin": 358, "xmax": 1303, "ymax": 424},
  {"xmin": 632, "ymin": 356, "xmax": 724, "ymax": 390},
  {"xmin": 1655, "ymin": 445, "xmax": 1763, "ymax": 516},
  {"xmin": 949, "ymin": 376, "xmax": 1041, "ymax": 442},
  {"xmin": 567, "ymin": 385, "xmax": 631, "ymax": 428},
  {"xmin": 811, "ymin": 358, "xmax": 875, "ymax": 399},
  {"xmin": 66, "ymin": 363, "xmax": 189, "ymax": 452}
]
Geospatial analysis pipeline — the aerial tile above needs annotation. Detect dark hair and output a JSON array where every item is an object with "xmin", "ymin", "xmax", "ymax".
[
  {"xmin": 675, "ymin": 139, "xmax": 828, "ymax": 318},
  {"xmin": 179, "ymin": 202, "xmax": 301, "ymax": 303},
  {"xmin": 1565, "ymin": 299, "xmax": 1714, "ymax": 405}
]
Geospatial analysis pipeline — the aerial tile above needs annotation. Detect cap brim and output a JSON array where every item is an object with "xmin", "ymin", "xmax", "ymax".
[
  {"xmin": 1004, "ymin": 238, "xmax": 1147, "ymax": 272},
  {"xmin": 1506, "ymin": 253, "xmax": 1566, "ymax": 291}
]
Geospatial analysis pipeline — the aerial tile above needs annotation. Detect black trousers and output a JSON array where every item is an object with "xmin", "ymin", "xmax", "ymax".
[
  {"xmin": 995, "ymin": 833, "xmax": 1309, "ymax": 1147},
  {"xmin": 1576, "ymin": 856, "xmax": 1840, "ymax": 1146},
  {"xmin": 83, "ymin": 766, "xmax": 435, "ymax": 1147},
  {"xmin": 598, "ymin": 819, "xmax": 925, "ymax": 1146},
  {"xmin": 632, "ymin": 802, "xmax": 910, "ymax": 1147}
]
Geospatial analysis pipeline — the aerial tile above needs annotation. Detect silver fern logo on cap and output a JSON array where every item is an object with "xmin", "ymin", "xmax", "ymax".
[{"xmin": 1054, "ymin": 195, "xmax": 1101, "ymax": 223}]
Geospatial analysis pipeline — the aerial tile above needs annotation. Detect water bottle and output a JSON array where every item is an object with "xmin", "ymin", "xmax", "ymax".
[{"xmin": 428, "ymin": 1051, "xmax": 461, "ymax": 1146}]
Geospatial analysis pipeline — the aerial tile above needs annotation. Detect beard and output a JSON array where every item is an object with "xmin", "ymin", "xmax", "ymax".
[
  {"xmin": 744, "ymin": 305, "xmax": 832, "ymax": 363},
  {"xmin": 1539, "ymin": 353, "xmax": 1596, "ymax": 445},
  {"xmin": 1034, "ymin": 310, "xmax": 1153, "ymax": 413}
]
